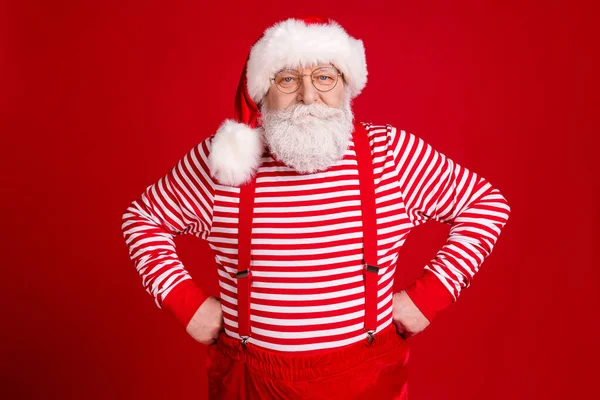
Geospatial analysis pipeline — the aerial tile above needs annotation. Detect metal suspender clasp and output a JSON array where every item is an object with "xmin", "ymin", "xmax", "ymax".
[
  {"xmin": 366, "ymin": 330, "xmax": 375, "ymax": 345},
  {"xmin": 236, "ymin": 270, "xmax": 249, "ymax": 279},
  {"xmin": 240, "ymin": 335, "xmax": 249, "ymax": 349},
  {"xmin": 365, "ymin": 264, "xmax": 379, "ymax": 274}
]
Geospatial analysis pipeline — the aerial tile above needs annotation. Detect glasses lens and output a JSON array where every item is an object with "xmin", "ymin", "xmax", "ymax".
[
  {"xmin": 275, "ymin": 70, "xmax": 300, "ymax": 92},
  {"xmin": 312, "ymin": 67, "xmax": 339, "ymax": 91}
]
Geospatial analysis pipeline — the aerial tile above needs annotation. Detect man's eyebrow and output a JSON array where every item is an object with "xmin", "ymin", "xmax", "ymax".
[{"xmin": 283, "ymin": 63, "xmax": 335, "ymax": 72}]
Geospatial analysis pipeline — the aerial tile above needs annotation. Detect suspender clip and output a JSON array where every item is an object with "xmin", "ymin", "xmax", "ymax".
[
  {"xmin": 236, "ymin": 270, "xmax": 250, "ymax": 279},
  {"xmin": 240, "ymin": 336, "xmax": 249, "ymax": 349},
  {"xmin": 365, "ymin": 264, "xmax": 379, "ymax": 274},
  {"xmin": 366, "ymin": 330, "xmax": 375, "ymax": 345}
]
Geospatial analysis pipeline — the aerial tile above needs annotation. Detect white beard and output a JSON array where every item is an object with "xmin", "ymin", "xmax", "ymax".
[{"xmin": 258, "ymin": 88, "xmax": 355, "ymax": 174}]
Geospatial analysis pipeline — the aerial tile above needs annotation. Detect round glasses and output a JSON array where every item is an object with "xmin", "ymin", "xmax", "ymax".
[{"xmin": 269, "ymin": 66, "xmax": 343, "ymax": 94}]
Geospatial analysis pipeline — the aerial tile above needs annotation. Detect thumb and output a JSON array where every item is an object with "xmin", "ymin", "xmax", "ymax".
[{"xmin": 394, "ymin": 322, "xmax": 405, "ymax": 336}]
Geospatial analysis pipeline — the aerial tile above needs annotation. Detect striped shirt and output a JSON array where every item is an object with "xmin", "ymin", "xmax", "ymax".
[{"xmin": 121, "ymin": 121, "xmax": 511, "ymax": 352}]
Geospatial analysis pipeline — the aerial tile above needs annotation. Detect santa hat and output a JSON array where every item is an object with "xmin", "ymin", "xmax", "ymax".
[{"xmin": 207, "ymin": 16, "xmax": 368, "ymax": 187}]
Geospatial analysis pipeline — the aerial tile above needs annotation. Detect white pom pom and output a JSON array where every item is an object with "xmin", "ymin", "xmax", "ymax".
[{"xmin": 208, "ymin": 120, "xmax": 266, "ymax": 187}]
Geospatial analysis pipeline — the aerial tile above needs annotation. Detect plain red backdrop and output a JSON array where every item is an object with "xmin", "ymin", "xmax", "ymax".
[{"xmin": 2, "ymin": 0, "xmax": 598, "ymax": 399}]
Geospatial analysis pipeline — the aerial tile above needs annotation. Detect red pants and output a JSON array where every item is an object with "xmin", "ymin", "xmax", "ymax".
[{"xmin": 205, "ymin": 323, "xmax": 410, "ymax": 399}]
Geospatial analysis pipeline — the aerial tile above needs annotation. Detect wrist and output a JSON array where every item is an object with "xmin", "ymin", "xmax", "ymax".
[
  {"xmin": 162, "ymin": 279, "xmax": 208, "ymax": 328},
  {"xmin": 403, "ymin": 269, "xmax": 455, "ymax": 322}
]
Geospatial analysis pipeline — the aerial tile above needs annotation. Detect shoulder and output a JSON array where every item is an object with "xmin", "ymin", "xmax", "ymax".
[
  {"xmin": 357, "ymin": 121, "xmax": 403, "ymax": 145},
  {"xmin": 358, "ymin": 121, "xmax": 398, "ymax": 134}
]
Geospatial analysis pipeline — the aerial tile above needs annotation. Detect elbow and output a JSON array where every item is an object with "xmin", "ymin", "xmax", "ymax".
[
  {"xmin": 496, "ymin": 189, "xmax": 512, "ymax": 224},
  {"xmin": 121, "ymin": 201, "xmax": 138, "ymax": 239},
  {"xmin": 501, "ymin": 191, "xmax": 511, "ymax": 218},
  {"xmin": 485, "ymin": 183, "xmax": 511, "ymax": 225}
]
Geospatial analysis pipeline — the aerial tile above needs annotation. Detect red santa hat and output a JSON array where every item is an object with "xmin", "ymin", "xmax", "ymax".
[{"xmin": 207, "ymin": 16, "xmax": 368, "ymax": 187}]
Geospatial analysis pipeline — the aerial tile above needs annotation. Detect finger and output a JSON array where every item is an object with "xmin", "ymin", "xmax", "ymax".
[{"xmin": 393, "ymin": 322, "xmax": 405, "ymax": 334}]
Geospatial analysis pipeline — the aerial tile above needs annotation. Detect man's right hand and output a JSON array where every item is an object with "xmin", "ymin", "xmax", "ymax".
[{"xmin": 185, "ymin": 296, "xmax": 224, "ymax": 345}]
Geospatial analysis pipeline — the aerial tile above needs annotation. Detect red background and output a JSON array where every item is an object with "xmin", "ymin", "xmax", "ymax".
[{"xmin": 3, "ymin": 1, "xmax": 597, "ymax": 399}]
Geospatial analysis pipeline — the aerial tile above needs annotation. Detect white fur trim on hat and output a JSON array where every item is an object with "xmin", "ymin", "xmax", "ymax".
[
  {"xmin": 247, "ymin": 18, "xmax": 368, "ymax": 105},
  {"xmin": 208, "ymin": 120, "xmax": 265, "ymax": 187}
]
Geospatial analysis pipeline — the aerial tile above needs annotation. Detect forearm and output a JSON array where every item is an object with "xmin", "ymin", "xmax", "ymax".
[
  {"xmin": 404, "ymin": 186, "xmax": 511, "ymax": 321},
  {"xmin": 121, "ymin": 140, "xmax": 215, "ymax": 327}
]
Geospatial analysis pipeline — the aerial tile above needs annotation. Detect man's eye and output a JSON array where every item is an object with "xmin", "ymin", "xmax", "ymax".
[
  {"xmin": 317, "ymin": 75, "xmax": 331, "ymax": 81},
  {"xmin": 283, "ymin": 77, "xmax": 294, "ymax": 82}
]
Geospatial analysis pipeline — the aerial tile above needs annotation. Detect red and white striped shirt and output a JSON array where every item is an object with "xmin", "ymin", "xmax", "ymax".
[{"xmin": 121, "ymin": 122, "xmax": 511, "ymax": 352}]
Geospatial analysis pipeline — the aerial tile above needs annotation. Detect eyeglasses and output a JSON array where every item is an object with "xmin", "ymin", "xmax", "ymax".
[{"xmin": 269, "ymin": 65, "xmax": 343, "ymax": 94}]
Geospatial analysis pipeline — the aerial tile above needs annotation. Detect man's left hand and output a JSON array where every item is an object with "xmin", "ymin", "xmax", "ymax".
[{"xmin": 392, "ymin": 290, "xmax": 430, "ymax": 338}]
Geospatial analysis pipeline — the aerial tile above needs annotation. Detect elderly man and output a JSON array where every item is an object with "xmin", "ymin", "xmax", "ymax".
[{"xmin": 121, "ymin": 16, "xmax": 511, "ymax": 399}]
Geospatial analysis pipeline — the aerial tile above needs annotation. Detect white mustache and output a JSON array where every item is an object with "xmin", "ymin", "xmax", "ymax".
[{"xmin": 287, "ymin": 103, "xmax": 344, "ymax": 122}]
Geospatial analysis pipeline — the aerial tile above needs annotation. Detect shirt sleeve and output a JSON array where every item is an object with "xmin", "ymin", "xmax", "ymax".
[
  {"xmin": 386, "ymin": 124, "xmax": 511, "ymax": 322},
  {"xmin": 121, "ymin": 136, "xmax": 216, "ymax": 328}
]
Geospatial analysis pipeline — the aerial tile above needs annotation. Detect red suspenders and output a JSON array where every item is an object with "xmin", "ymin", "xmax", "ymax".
[
  {"xmin": 353, "ymin": 122, "xmax": 380, "ymax": 344},
  {"xmin": 237, "ymin": 176, "xmax": 255, "ymax": 349},
  {"xmin": 236, "ymin": 121, "xmax": 379, "ymax": 348}
]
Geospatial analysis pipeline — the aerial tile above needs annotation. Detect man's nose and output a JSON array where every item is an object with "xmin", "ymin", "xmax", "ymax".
[{"xmin": 297, "ymin": 75, "xmax": 319, "ymax": 105}]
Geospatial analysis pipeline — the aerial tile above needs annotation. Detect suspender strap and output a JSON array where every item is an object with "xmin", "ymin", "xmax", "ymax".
[
  {"xmin": 237, "ymin": 177, "xmax": 256, "ymax": 347},
  {"xmin": 352, "ymin": 122, "xmax": 380, "ymax": 337},
  {"xmin": 235, "ymin": 122, "xmax": 379, "ymax": 347}
]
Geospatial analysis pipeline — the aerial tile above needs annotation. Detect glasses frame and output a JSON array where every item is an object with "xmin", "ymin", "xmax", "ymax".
[{"xmin": 269, "ymin": 65, "xmax": 344, "ymax": 94}]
